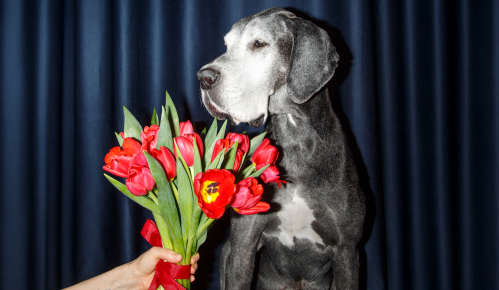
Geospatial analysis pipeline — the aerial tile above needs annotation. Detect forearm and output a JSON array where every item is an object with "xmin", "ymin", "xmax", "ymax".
[{"xmin": 63, "ymin": 262, "xmax": 146, "ymax": 290}]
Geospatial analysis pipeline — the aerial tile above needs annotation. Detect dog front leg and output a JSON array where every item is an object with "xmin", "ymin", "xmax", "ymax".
[
  {"xmin": 220, "ymin": 215, "xmax": 264, "ymax": 290},
  {"xmin": 331, "ymin": 245, "xmax": 359, "ymax": 290},
  {"xmin": 219, "ymin": 237, "xmax": 231, "ymax": 290}
]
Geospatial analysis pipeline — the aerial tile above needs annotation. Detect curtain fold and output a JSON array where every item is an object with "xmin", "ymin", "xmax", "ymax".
[
  {"xmin": 1, "ymin": 0, "xmax": 498, "ymax": 289},
  {"xmin": 376, "ymin": 0, "xmax": 499, "ymax": 289}
]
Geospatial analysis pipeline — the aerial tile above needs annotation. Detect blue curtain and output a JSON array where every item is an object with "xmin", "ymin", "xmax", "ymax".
[{"xmin": 1, "ymin": 0, "xmax": 497, "ymax": 289}]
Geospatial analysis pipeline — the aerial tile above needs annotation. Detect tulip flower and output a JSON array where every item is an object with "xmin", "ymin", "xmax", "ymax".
[
  {"xmin": 251, "ymin": 139, "xmax": 286, "ymax": 188},
  {"xmin": 233, "ymin": 149, "xmax": 244, "ymax": 172},
  {"xmin": 174, "ymin": 121, "xmax": 204, "ymax": 166},
  {"xmin": 260, "ymin": 165, "xmax": 287, "ymax": 189},
  {"xmin": 126, "ymin": 153, "xmax": 156, "ymax": 196},
  {"xmin": 194, "ymin": 169, "xmax": 236, "ymax": 219},
  {"xmin": 179, "ymin": 120, "xmax": 194, "ymax": 135},
  {"xmin": 251, "ymin": 138, "xmax": 279, "ymax": 170},
  {"xmin": 151, "ymin": 146, "xmax": 177, "ymax": 181},
  {"xmin": 103, "ymin": 138, "xmax": 142, "ymax": 178},
  {"xmin": 226, "ymin": 132, "xmax": 250, "ymax": 154},
  {"xmin": 175, "ymin": 133, "xmax": 204, "ymax": 167},
  {"xmin": 230, "ymin": 177, "xmax": 270, "ymax": 215},
  {"xmin": 211, "ymin": 139, "xmax": 231, "ymax": 161},
  {"xmin": 211, "ymin": 135, "xmax": 247, "ymax": 172},
  {"xmin": 141, "ymin": 125, "xmax": 160, "ymax": 153}
]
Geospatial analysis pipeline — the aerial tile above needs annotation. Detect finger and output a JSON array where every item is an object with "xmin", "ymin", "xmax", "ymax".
[
  {"xmin": 191, "ymin": 275, "xmax": 195, "ymax": 282},
  {"xmin": 151, "ymin": 247, "xmax": 182, "ymax": 263},
  {"xmin": 191, "ymin": 263, "xmax": 198, "ymax": 274},
  {"xmin": 190, "ymin": 253, "xmax": 200, "ymax": 265}
]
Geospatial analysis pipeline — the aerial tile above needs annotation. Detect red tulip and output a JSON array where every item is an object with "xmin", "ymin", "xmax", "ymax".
[
  {"xmin": 174, "ymin": 133, "xmax": 203, "ymax": 167},
  {"xmin": 230, "ymin": 177, "xmax": 270, "ymax": 215},
  {"xmin": 141, "ymin": 125, "xmax": 160, "ymax": 153},
  {"xmin": 233, "ymin": 149, "xmax": 244, "ymax": 172},
  {"xmin": 126, "ymin": 153, "xmax": 156, "ymax": 196},
  {"xmin": 226, "ymin": 133, "xmax": 250, "ymax": 154},
  {"xmin": 260, "ymin": 165, "xmax": 287, "ymax": 189},
  {"xmin": 179, "ymin": 121, "xmax": 194, "ymax": 135},
  {"xmin": 194, "ymin": 169, "xmax": 236, "ymax": 219},
  {"xmin": 236, "ymin": 202, "xmax": 270, "ymax": 215},
  {"xmin": 211, "ymin": 139, "xmax": 231, "ymax": 161},
  {"xmin": 211, "ymin": 135, "xmax": 247, "ymax": 171},
  {"xmin": 251, "ymin": 138, "xmax": 279, "ymax": 170},
  {"xmin": 103, "ymin": 138, "xmax": 142, "ymax": 178},
  {"xmin": 151, "ymin": 146, "xmax": 177, "ymax": 181}
]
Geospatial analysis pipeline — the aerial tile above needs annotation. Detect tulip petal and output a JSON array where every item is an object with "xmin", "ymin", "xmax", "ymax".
[
  {"xmin": 126, "ymin": 179, "xmax": 148, "ymax": 196},
  {"xmin": 179, "ymin": 120, "xmax": 194, "ymax": 135},
  {"xmin": 236, "ymin": 202, "xmax": 270, "ymax": 215},
  {"xmin": 231, "ymin": 187, "xmax": 251, "ymax": 208}
]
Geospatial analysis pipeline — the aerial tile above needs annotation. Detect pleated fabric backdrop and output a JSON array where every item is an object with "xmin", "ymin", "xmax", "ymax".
[{"xmin": 0, "ymin": 0, "xmax": 498, "ymax": 289}]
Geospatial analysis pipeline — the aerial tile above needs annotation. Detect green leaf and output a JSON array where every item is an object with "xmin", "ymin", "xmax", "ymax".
[
  {"xmin": 165, "ymin": 90, "xmax": 180, "ymax": 137},
  {"xmin": 203, "ymin": 119, "xmax": 227, "ymax": 170},
  {"xmin": 115, "ymin": 132, "xmax": 124, "ymax": 147},
  {"xmin": 196, "ymin": 219, "xmax": 216, "ymax": 252},
  {"xmin": 123, "ymin": 106, "xmax": 143, "ymax": 140},
  {"xmin": 200, "ymin": 127, "xmax": 207, "ymax": 140},
  {"xmin": 237, "ymin": 163, "xmax": 256, "ymax": 181},
  {"xmin": 196, "ymin": 229, "xmax": 208, "ymax": 252},
  {"xmin": 217, "ymin": 119, "xmax": 228, "ymax": 141},
  {"xmin": 216, "ymin": 152, "xmax": 226, "ymax": 169},
  {"xmin": 104, "ymin": 174, "xmax": 160, "ymax": 215},
  {"xmin": 238, "ymin": 153, "xmax": 247, "ymax": 172},
  {"xmin": 202, "ymin": 118, "xmax": 217, "ymax": 168},
  {"xmin": 198, "ymin": 212, "xmax": 209, "ymax": 228},
  {"xmin": 247, "ymin": 131, "xmax": 267, "ymax": 158},
  {"xmin": 152, "ymin": 212, "xmax": 173, "ymax": 249},
  {"xmin": 250, "ymin": 164, "xmax": 270, "ymax": 179},
  {"xmin": 157, "ymin": 106, "xmax": 174, "ymax": 151},
  {"xmin": 208, "ymin": 149, "xmax": 225, "ymax": 170},
  {"xmin": 174, "ymin": 145, "xmax": 193, "ymax": 246},
  {"xmin": 222, "ymin": 140, "xmax": 238, "ymax": 170},
  {"xmin": 177, "ymin": 157, "xmax": 193, "ymax": 244},
  {"xmin": 143, "ymin": 152, "xmax": 184, "ymax": 256},
  {"xmin": 204, "ymin": 118, "xmax": 218, "ymax": 151},
  {"xmin": 185, "ymin": 207, "xmax": 202, "ymax": 262},
  {"xmin": 151, "ymin": 108, "xmax": 159, "ymax": 126}
]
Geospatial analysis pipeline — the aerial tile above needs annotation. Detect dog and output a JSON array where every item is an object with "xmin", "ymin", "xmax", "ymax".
[{"xmin": 197, "ymin": 7, "xmax": 365, "ymax": 290}]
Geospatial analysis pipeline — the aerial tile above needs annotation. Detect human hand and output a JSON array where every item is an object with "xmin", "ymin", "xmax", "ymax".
[{"xmin": 130, "ymin": 247, "xmax": 200, "ymax": 289}]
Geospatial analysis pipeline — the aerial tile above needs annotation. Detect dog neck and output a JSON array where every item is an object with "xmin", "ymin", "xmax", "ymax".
[
  {"xmin": 266, "ymin": 85, "xmax": 345, "ymax": 180},
  {"xmin": 267, "ymin": 84, "xmax": 338, "ymax": 136}
]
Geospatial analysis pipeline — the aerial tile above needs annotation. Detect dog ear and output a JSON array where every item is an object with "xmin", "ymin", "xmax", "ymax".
[{"xmin": 286, "ymin": 19, "xmax": 339, "ymax": 104}]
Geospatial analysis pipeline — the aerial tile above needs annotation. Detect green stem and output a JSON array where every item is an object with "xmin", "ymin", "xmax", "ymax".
[
  {"xmin": 152, "ymin": 212, "xmax": 173, "ymax": 249},
  {"xmin": 185, "ymin": 209, "xmax": 202, "ymax": 262},
  {"xmin": 196, "ymin": 217, "xmax": 216, "ymax": 238},
  {"xmin": 148, "ymin": 191, "xmax": 159, "ymax": 204}
]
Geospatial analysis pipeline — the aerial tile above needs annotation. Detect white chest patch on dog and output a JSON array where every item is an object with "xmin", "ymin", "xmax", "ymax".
[{"xmin": 276, "ymin": 194, "xmax": 325, "ymax": 247}]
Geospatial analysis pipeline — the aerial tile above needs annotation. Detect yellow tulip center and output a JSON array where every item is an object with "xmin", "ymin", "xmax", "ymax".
[{"xmin": 200, "ymin": 180, "xmax": 220, "ymax": 204}]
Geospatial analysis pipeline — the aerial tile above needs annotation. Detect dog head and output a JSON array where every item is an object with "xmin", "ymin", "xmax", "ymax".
[{"xmin": 197, "ymin": 7, "xmax": 339, "ymax": 127}]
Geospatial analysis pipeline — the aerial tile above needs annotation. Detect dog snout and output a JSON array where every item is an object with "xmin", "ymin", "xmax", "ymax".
[{"xmin": 197, "ymin": 68, "xmax": 220, "ymax": 90}]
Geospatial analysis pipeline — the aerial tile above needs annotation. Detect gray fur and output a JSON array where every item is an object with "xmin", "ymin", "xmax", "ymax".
[{"xmin": 197, "ymin": 7, "xmax": 365, "ymax": 290}]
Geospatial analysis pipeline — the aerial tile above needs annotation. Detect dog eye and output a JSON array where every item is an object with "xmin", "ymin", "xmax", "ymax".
[{"xmin": 253, "ymin": 40, "xmax": 266, "ymax": 48}]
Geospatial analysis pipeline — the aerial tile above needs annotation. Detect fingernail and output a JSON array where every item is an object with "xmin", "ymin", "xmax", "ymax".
[{"xmin": 175, "ymin": 254, "xmax": 182, "ymax": 260}]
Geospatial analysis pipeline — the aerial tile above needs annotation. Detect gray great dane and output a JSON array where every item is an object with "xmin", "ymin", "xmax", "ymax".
[{"xmin": 197, "ymin": 7, "xmax": 365, "ymax": 290}]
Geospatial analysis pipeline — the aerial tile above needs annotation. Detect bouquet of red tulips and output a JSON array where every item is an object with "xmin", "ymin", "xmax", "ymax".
[{"xmin": 103, "ymin": 92, "xmax": 285, "ymax": 290}]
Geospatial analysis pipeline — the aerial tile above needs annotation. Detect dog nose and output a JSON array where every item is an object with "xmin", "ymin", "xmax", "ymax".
[{"xmin": 197, "ymin": 68, "xmax": 220, "ymax": 90}]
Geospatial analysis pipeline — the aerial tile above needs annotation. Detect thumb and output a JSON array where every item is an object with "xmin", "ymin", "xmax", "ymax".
[{"xmin": 152, "ymin": 247, "xmax": 182, "ymax": 263}]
